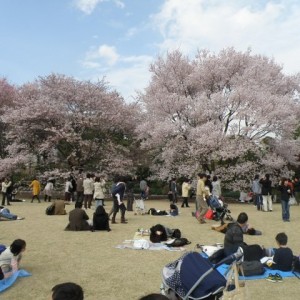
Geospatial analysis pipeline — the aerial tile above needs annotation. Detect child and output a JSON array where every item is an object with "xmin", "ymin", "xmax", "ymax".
[
  {"xmin": 267, "ymin": 232, "xmax": 293, "ymax": 271},
  {"xmin": 169, "ymin": 203, "xmax": 178, "ymax": 216},
  {"xmin": 0, "ymin": 239, "xmax": 26, "ymax": 279}
]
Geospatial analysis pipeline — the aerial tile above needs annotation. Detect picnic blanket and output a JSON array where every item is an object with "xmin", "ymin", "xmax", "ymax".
[
  {"xmin": 115, "ymin": 231, "xmax": 186, "ymax": 251},
  {"xmin": 0, "ymin": 269, "xmax": 31, "ymax": 292},
  {"xmin": 200, "ymin": 252, "xmax": 297, "ymax": 280},
  {"xmin": 216, "ymin": 263, "xmax": 297, "ymax": 280}
]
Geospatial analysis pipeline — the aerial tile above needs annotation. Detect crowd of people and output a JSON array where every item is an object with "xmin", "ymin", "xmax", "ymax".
[{"xmin": 1, "ymin": 170, "xmax": 300, "ymax": 298}]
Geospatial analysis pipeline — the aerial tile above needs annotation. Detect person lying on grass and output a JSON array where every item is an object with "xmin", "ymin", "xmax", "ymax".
[
  {"xmin": 0, "ymin": 206, "xmax": 25, "ymax": 220},
  {"xmin": 0, "ymin": 239, "xmax": 26, "ymax": 280}
]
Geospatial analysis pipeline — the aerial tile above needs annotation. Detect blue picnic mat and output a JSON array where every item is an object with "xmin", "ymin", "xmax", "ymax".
[
  {"xmin": 200, "ymin": 252, "xmax": 297, "ymax": 280},
  {"xmin": 0, "ymin": 269, "xmax": 31, "ymax": 292},
  {"xmin": 216, "ymin": 263, "xmax": 297, "ymax": 280}
]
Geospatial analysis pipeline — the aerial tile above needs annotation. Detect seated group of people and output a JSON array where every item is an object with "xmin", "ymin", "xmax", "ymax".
[
  {"xmin": 221, "ymin": 212, "xmax": 294, "ymax": 272},
  {"xmin": 65, "ymin": 202, "xmax": 111, "ymax": 232}
]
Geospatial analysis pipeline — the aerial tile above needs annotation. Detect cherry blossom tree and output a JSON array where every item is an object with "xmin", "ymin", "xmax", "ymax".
[
  {"xmin": 0, "ymin": 78, "xmax": 18, "ymax": 174},
  {"xmin": 1, "ymin": 74, "xmax": 140, "ymax": 175},
  {"xmin": 136, "ymin": 48, "xmax": 300, "ymax": 189}
]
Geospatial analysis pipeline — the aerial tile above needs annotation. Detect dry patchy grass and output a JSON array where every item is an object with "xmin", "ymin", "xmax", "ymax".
[{"xmin": 1, "ymin": 199, "xmax": 300, "ymax": 299}]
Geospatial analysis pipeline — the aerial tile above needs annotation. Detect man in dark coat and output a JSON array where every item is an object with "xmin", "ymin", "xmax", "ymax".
[{"xmin": 65, "ymin": 202, "xmax": 91, "ymax": 231}]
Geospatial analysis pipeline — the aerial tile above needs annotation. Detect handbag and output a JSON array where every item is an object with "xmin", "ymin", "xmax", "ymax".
[
  {"xmin": 222, "ymin": 262, "xmax": 247, "ymax": 300},
  {"xmin": 239, "ymin": 260, "xmax": 265, "ymax": 276},
  {"xmin": 288, "ymin": 197, "xmax": 297, "ymax": 206},
  {"xmin": 204, "ymin": 209, "xmax": 214, "ymax": 220}
]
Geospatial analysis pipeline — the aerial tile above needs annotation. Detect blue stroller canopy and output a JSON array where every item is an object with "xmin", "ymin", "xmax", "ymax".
[
  {"xmin": 162, "ymin": 252, "xmax": 226, "ymax": 299},
  {"xmin": 209, "ymin": 196, "xmax": 222, "ymax": 209}
]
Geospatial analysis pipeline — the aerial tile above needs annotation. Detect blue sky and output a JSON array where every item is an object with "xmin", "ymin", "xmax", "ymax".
[{"xmin": 1, "ymin": 0, "xmax": 300, "ymax": 101}]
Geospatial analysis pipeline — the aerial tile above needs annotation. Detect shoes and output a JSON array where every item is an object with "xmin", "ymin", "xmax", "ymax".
[
  {"xmin": 17, "ymin": 217, "xmax": 25, "ymax": 220},
  {"xmin": 274, "ymin": 273, "xmax": 283, "ymax": 282},
  {"xmin": 266, "ymin": 273, "xmax": 283, "ymax": 282},
  {"xmin": 266, "ymin": 274, "xmax": 276, "ymax": 282},
  {"xmin": 198, "ymin": 219, "xmax": 206, "ymax": 224}
]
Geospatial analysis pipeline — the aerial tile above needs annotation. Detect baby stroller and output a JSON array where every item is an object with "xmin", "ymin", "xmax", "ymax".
[
  {"xmin": 207, "ymin": 196, "xmax": 233, "ymax": 224},
  {"xmin": 134, "ymin": 197, "xmax": 146, "ymax": 215},
  {"xmin": 161, "ymin": 248, "xmax": 244, "ymax": 300}
]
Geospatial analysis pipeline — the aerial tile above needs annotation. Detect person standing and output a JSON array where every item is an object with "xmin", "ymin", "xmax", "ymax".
[
  {"xmin": 140, "ymin": 178, "xmax": 147, "ymax": 200},
  {"xmin": 44, "ymin": 179, "xmax": 54, "ymax": 202},
  {"xmin": 195, "ymin": 173, "xmax": 209, "ymax": 224},
  {"xmin": 76, "ymin": 173, "xmax": 84, "ymax": 203},
  {"xmin": 126, "ymin": 176, "xmax": 135, "ymax": 211},
  {"xmin": 1, "ymin": 177, "xmax": 11, "ymax": 206},
  {"xmin": 181, "ymin": 178, "xmax": 191, "ymax": 208},
  {"xmin": 93, "ymin": 176, "xmax": 105, "ymax": 209},
  {"xmin": 170, "ymin": 178, "xmax": 177, "ymax": 203},
  {"xmin": 111, "ymin": 175, "xmax": 127, "ymax": 224},
  {"xmin": 278, "ymin": 178, "xmax": 292, "ymax": 222},
  {"xmin": 69, "ymin": 173, "xmax": 77, "ymax": 202},
  {"xmin": 212, "ymin": 176, "xmax": 221, "ymax": 198},
  {"xmin": 293, "ymin": 177, "xmax": 300, "ymax": 205},
  {"xmin": 205, "ymin": 175, "xmax": 213, "ymax": 194},
  {"xmin": 259, "ymin": 174, "xmax": 273, "ymax": 212},
  {"xmin": 29, "ymin": 177, "xmax": 41, "ymax": 203},
  {"xmin": 83, "ymin": 173, "xmax": 94, "ymax": 209},
  {"xmin": 64, "ymin": 177, "xmax": 73, "ymax": 202},
  {"xmin": 252, "ymin": 175, "xmax": 262, "ymax": 210}
]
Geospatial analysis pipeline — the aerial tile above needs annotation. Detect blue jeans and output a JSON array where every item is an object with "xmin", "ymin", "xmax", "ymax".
[
  {"xmin": 281, "ymin": 200, "xmax": 290, "ymax": 221},
  {"xmin": 95, "ymin": 199, "xmax": 103, "ymax": 209},
  {"xmin": 255, "ymin": 194, "xmax": 263, "ymax": 210},
  {"xmin": 0, "ymin": 208, "xmax": 17, "ymax": 220}
]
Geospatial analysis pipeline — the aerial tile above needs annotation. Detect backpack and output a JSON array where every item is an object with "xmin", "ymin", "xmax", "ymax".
[
  {"xmin": 292, "ymin": 255, "xmax": 300, "ymax": 279},
  {"xmin": 239, "ymin": 260, "xmax": 265, "ymax": 276},
  {"xmin": 45, "ymin": 205, "xmax": 55, "ymax": 215},
  {"xmin": 165, "ymin": 238, "xmax": 191, "ymax": 247},
  {"xmin": 0, "ymin": 244, "xmax": 6, "ymax": 254},
  {"xmin": 171, "ymin": 229, "xmax": 181, "ymax": 239},
  {"xmin": 112, "ymin": 183, "xmax": 125, "ymax": 196}
]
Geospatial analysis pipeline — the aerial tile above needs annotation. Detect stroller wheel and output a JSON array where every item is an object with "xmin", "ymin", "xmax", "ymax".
[{"xmin": 226, "ymin": 216, "xmax": 233, "ymax": 221}]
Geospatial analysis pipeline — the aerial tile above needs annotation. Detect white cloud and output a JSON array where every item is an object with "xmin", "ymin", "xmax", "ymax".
[
  {"xmin": 85, "ymin": 44, "xmax": 120, "ymax": 66},
  {"xmin": 114, "ymin": 0, "xmax": 125, "ymax": 9},
  {"xmin": 152, "ymin": 0, "xmax": 300, "ymax": 74},
  {"xmin": 74, "ymin": 0, "xmax": 125, "ymax": 14},
  {"xmin": 74, "ymin": 0, "xmax": 104, "ymax": 14},
  {"xmin": 81, "ymin": 45, "xmax": 153, "ymax": 101}
]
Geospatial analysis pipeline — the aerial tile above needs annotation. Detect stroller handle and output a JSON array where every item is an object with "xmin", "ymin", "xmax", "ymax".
[
  {"xmin": 182, "ymin": 248, "xmax": 244, "ymax": 300},
  {"xmin": 214, "ymin": 247, "xmax": 244, "ymax": 268}
]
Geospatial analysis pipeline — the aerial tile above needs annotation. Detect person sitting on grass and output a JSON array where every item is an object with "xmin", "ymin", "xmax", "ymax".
[
  {"xmin": 266, "ymin": 232, "xmax": 293, "ymax": 271},
  {"xmin": 51, "ymin": 282, "xmax": 84, "ymax": 300},
  {"xmin": 149, "ymin": 224, "xmax": 181, "ymax": 243},
  {"xmin": 169, "ymin": 203, "xmax": 179, "ymax": 216},
  {"xmin": 92, "ymin": 205, "xmax": 111, "ymax": 231},
  {"xmin": 0, "ymin": 206, "xmax": 25, "ymax": 220},
  {"xmin": 0, "ymin": 239, "xmax": 26, "ymax": 279},
  {"xmin": 65, "ymin": 202, "xmax": 91, "ymax": 231},
  {"xmin": 52, "ymin": 199, "xmax": 67, "ymax": 215}
]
